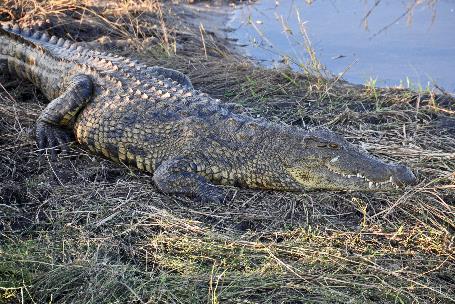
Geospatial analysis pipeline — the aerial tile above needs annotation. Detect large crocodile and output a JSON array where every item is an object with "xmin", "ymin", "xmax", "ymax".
[{"xmin": 0, "ymin": 23, "xmax": 417, "ymax": 202}]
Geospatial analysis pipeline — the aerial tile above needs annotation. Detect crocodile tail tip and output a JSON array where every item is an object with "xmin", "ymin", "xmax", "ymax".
[{"xmin": 0, "ymin": 22, "xmax": 31, "ymax": 38}]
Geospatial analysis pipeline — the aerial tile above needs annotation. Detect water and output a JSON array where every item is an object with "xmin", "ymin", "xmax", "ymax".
[{"xmin": 227, "ymin": 0, "xmax": 455, "ymax": 92}]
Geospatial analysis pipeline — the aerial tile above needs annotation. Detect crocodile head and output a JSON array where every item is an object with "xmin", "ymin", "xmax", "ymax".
[{"xmin": 282, "ymin": 129, "xmax": 417, "ymax": 191}]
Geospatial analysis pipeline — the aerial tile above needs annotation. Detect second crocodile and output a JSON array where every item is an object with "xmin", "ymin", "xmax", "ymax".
[{"xmin": 0, "ymin": 23, "xmax": 417, "ymax": 202}]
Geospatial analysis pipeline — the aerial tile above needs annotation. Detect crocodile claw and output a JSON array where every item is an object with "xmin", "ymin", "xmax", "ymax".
[
  {"xmin": 36, "ymin": 121, "xmax": 72, "ymax": 157},
  {"xmin": 197, "ymin": 184, "xmax": 225, "ymax": 204}
]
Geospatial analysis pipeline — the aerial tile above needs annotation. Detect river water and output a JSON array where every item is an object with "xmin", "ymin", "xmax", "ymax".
[{"xmin": 226, "ymin": 0, "xmax": 455, "ymax": 93}]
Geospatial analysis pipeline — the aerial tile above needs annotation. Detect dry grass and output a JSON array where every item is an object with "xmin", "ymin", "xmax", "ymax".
[{"xmin": 0, "ymin": 1, "xmax": 454, "ymax": 303}]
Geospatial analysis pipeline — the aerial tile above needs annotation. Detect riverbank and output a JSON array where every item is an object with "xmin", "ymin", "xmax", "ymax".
[
  {"xmin": 227, "ymin": 0, "xmax": 455, "ymax": 92},
  {"xmin": 0, "ymin": 1, "xmax": 454, "ymax": 303}
]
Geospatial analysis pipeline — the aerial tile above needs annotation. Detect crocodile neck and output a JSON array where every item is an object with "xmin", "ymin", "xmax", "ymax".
[{"xmin": 205, "ymin": 115, "xmax": 305, "ymax": 190}]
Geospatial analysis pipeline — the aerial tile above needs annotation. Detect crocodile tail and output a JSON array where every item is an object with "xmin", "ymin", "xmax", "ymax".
[
  {"xmin": 1, "ymin": 21, "xmax": 105, "ymax": 61},
  {"xmin": 1, "ymin": 22, "xmax": 46, "ymax": 52}
]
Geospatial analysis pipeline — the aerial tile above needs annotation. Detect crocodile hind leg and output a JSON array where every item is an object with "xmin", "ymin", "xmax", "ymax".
[
  {"xmin": 36, "ymin": 74, "xmax": 93, "ymax": 155},
  {"xmin": 148, "ymin": 66, "xmax": 193, "ymax": 89},
  {"xmin": 153, "ymin": 157, "xmax": 224, "ymax": 203}
]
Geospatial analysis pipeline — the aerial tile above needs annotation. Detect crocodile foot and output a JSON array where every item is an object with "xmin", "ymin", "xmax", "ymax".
[
  {"xmin": 195, "ymin": 183, "xmax": 225, "ymax": 204},
  {"xmin": 36, "ymin": 121, "xmax": 72, "ymax": 157},
  {"xmin": 153, "ymin": 158, "xmax": 225, "ymax": 204}
]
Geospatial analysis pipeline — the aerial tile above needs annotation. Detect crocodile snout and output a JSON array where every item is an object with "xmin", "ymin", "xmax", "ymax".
[{"xmin": 391, "ymin": 164, "xmax": 417, "ymax": 187}]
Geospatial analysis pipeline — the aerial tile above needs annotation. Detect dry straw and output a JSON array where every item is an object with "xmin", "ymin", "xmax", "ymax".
[{"xmin": 0, "ymin": 0, "xmax": 453, "ymax": 303}]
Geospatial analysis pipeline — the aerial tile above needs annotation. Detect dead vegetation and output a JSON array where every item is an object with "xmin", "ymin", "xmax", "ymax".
[{"xmin": 0, "ymin": 0, "xmax": 454, "ymax": 303}]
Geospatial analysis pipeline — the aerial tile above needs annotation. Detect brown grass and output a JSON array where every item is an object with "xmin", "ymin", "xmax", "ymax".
[{"xmin": 0, "ymin": 1, "xmax": 454, "ymax": 303}]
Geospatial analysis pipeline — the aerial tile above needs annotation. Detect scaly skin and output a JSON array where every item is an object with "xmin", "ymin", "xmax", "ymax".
[{"xmin": 0, "ymin": 23, "xmax": 417, "ymax": 202}]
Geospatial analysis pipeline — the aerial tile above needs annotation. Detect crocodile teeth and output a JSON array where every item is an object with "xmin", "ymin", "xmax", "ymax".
[
  {"xmin": 330, "ymin": 156, "xmax": 339, "ymax": 163},
  {"xmin": 389, "ymin": 176, "xmax": 394, "ymax": 182},
  {"xmin": 369, "ymin": 182, "xmax": 374, "ymax": 189}
]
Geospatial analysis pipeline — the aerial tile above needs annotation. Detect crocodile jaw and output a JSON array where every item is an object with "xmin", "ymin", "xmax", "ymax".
[{"xmin": 286, "ymin": 158, "xmax": 417, "ymax": 191}]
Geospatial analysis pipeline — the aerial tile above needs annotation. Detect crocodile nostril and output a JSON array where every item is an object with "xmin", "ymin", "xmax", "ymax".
[{"xmin": 393, "ymin": 164, "xmax": 417, "ymax": 186}]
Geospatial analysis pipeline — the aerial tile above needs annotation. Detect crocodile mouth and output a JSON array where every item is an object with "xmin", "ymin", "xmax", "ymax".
[
  {"xmin": 286, "ymin": 163, "xmax": 415, "ymax": 191},
  {"xmin": 325, "ymin": 167, "xmax": 401, "ymax": 190},
  {"xmin": 287, "ymin": 168, "xmax": 390, "ymax": 191}
]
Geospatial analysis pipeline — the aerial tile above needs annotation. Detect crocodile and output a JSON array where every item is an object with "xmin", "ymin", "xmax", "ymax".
[{"xmin": 0, "ymin": 23, "xmax": 417, "ymax": 202}]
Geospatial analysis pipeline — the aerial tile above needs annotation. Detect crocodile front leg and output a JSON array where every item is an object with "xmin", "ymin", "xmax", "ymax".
[
  {"xmin": 153, "ymin": 157, "xmax": 225, "ymax": 203},
  {"xmin": 36, "ymin": 74, "xmax": 93, "ymax": 155}
]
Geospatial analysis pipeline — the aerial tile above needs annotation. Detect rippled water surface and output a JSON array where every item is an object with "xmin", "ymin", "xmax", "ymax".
[{"xmin": 227, "ymin": 0, "xmax": 455, "ymax": 92}]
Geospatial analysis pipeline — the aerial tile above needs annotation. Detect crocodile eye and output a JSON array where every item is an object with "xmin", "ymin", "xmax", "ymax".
[{"xmin": 316, "ymin": 142, "xmax": 339, "ymax": 149}]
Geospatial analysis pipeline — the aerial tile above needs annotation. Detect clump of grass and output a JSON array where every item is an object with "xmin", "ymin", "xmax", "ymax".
[{"xmin": 0, "ymin": 1, "xmax": 454, "ymax": 303}]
